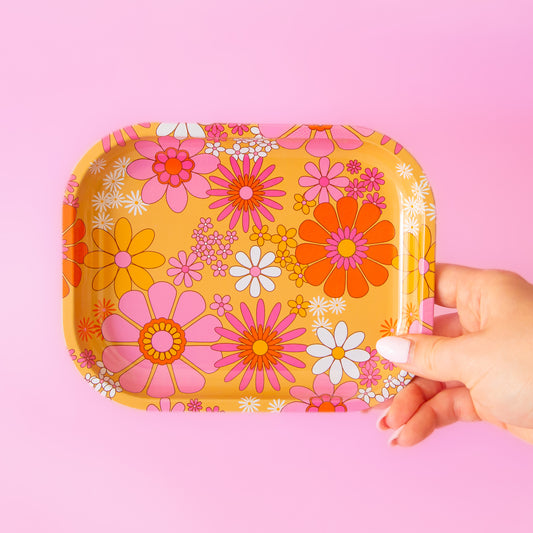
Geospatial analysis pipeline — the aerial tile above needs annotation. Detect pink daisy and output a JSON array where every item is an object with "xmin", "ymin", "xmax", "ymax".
[
  {"xmin": 211, "ymin": 260, "xmax": 228, "ymax": 277},
  {"xmin": 360, "ymin": 167, "xmax": 385, "ymax": 192},
  {"xmin": 63, "ymin": 194, "xmax": 80, "ymax": 208},
  {"xmin": 210, "ymin": 294, "xmax": 232, "ymax": 317},
  {"xmin": 346, "ymin": 160, "xmax": 362, "ymax": 174},
  {"xmin": 198, "ymin": 217, "xmax": 213, "ymax": 232},
  {"xmin": 228, "ymin": 123, "xmax": 249, "ymax": 135},
  {"xmin": 360, "ymin": 366, "xmax": 382, "ymax": 387},
  {"xmin": 207, "ymin": 231, "xmax": 223, "ymax": 246},
  {"xmin": 381, "ymin": 358, "xmax": 395, "ymax": 371},
  {"xmin": 66, "ymin": 174, "xmax": 79, "ymax": 193},
  {"xmin": 187, "ymin": 399, "xmax": 203, "ymax": 411},
  {"xmin": 258, "ymin": 124, "xmax": 374, "ymax": 157},
  {"xmin": 200, "ymin": 246, "xmax": 216, "ymax": 265},
  {"xmin": 167, "ymin": 251, "xmax": 204, "ymax": 287},
  {"xmin": 213, "ymin": 299, "xmax": 306, "ymax": 393},
  {"xmin": 298, "ymin": 157, "xmax": 349, "ymax": 204},
  {"xmin": 225, "ymin": 231, "xmax": 238, "ymax": 244},
  {"xmin": 363, "ymin": 192, "xmax": 386, "ymax": 210},
  {"xmin": 325, "ymin": 227, "xmax": 369, "ymax": 268},
  {"xmin": 205, "ymin": 123, "xmax": 227, "ymax": 142},
  {"xmin": 101, "ymin": 282, "xmax": 222, "ymax": 397},
  {"xmin": 126, "ymin": 137, "xmax": 218, "ymax": 213},
  {"xmin": 207, "ymin": 155, "xmax": 285, "ymax": 232},
  {"xmin": 77, "ymin": 349, "xmax": 96, "ymax": 368},
  {"xmin": 217, "ymin": 243, "xmax": 232, "ymax": 259},
  {"xmin": 344, "ymin": 179, "xmax": 367, "ymax": 199},
  {"xmin": 282, "ymin": 374, "xmax": 367, "ymax": 412}
]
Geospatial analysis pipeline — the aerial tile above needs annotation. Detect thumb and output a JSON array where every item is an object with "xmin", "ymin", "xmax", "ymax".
[{"xmin": 376, "ymin": 333, "xmax": 481, "ymax": 384}]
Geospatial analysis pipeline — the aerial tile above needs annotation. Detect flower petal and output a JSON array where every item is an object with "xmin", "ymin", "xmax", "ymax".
[
  {"xmin": 147, "ymin": 365, "xmax": 175, "ymax": 398},
  {"xmin": 249, "ymin": 277, "xmax": 261, "ymax": 297},
  {"xmin": 127, "ymin": 159, "xmax": 156, "ymax": 180},
  {"xmin": 235, "ymin": 274, "xmax": 252, "ymax": 291},
  {"xmin": 166, "ymin": 184, "xmax": 188, "ymax": 213},
  {"xmin": 235, "ymin": 251, "xmax": 252, "ymax": 268},
  {"xmin": 118, "ymin": 290, "xmax": 151, "ymax": 326},
  {"xmin": 317, "ymin": 327, "xmax": 336, "ymax": 349},
  {"xmin": 184, "ymin": 315, "xmax": 221, "ymax": 342},
  {"xmin": 141, "ymin": 176, "xmax": 167, "ymax": 204},
  {"xmin": 127, "ymin": 229, "xmax": 155, "ymax": 256},
  {"xmin": 258, "ymin": 275, "xmax": 275, "ymax": 292},
  {"xmin": 341, "ymin": 358, "xmax": 360, "ymax": 379},
  {"xmin": 329, "ymin": 359, "xmax": 343, "ymax": 384},
  {"xmin": 306, "ymin": 344, "xmax": 332, "ymax": 358},
  {"xmin": 127, "ymin": 264, "xmax": 154, "ymax": 290},
  {"xmin": 298, "ymin": 220, "xmax": 331, "ymax": 244},
  {"xmin": 260, "ymin": 266, "xmax": 281, "ymax": 278},
  {"xmin": 84, "ymin": 250, "xmax": 114, "ymax": 269},
  {"xmin": 132, "ymin": 251, "xmax": 165, "ymax": 269},
  {"xmin": 172, "ymin": 290, "xmax": 206, "ymax": 326},
  {"xmin": 250, "ymin": 246, "xmax": 261, "ymax": 266},
  {"xmin": 337, "ymin": 196, "xmax": 358, "ymax": 229},
  {"xmin": 102, "ymin": 345, "xmax": 143, "ymax": 372},
  {"xmin": 344, "ymin": 348, "xmax": 370, "ymax": 362},
  {"xmin": 230, "ymin": 266, "xmax": 250, "ymax": 277},
  {"xmin": 313, "ymin": 373, "xmax": 335, "ymax": 395},
  {"xmin": 114, "ymin": 218, "xmax": 132, "ymax": 251},
  {"xmin": 92, "ymin": 229, "xmax": 118, "ymax": 254},
  {"xmin": 102, "ymin": 314, "xmax": 141, "ymax": 342},
  {"xmin": 343, "ymin": 331, "xmax": 365, "ymax": 350},
  {"xmin": 119, "ymin": 359, "xmax": 153, "ymax": 393},
  {"xmin": 148, "ymin": 282, "xmax": 176, "ymax": 319},
  {"xmin": 156, "ymin": 122, "xmax": 177, "ymax": 136},
  {"xmin": 114, "ymin": 267, "xmax": 132, "ymax": 298},
  {"xmin": 92, "ymin": 264, "xmax": 118, "ymax": 291},
  {"xmin": 172, "ymin": 359, "xmax": 205, "ymax": 393},
  {"xmin": 334, "ymin": 321, "xmax": 348, "ymax": 346},
  {"xmin": 312, "ymin": 356, "xmax": 334, "ymax": 375},
  {"xmin": 333, "ymin": 381, "xmax": 358, "ymax": 401},
  {"xmin": 134, "ymin": 140, "xmax": 161, "ymax": 159},
  {"xmin": 183, "ymin": 174, "xmax": 210, "ymax": 199},
  {"xmin": 182, "ymin": 345, "xmax": 220, "ymax": 373},
  {"xmin": 258, "ymin": 251, "xmax": 275, "ymax": 268}
]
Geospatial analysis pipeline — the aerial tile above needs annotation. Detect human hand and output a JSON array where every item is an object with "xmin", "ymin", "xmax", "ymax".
[{"xmin": 374, "ymin": 263, "xmax": 533, "ymax": 447}]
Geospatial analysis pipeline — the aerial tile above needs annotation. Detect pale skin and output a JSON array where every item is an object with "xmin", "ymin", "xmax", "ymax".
[{"xmin": 376, "ymin": 263, "xmax": 533, "ymax": 446}]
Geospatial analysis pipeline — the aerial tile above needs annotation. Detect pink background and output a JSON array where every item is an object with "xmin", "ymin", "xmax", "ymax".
[{"xmin": 2, "ymin": 1, "xmax": 532, "ymax": 531}]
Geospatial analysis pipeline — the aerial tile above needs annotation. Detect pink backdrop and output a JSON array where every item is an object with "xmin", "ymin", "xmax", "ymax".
[{"xmin": 2, "ymin": 1, "xmax": 532, "ymax": 531}]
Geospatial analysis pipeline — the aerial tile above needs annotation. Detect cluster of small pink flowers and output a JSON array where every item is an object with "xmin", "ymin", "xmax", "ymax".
[
  {"xmin": 344, "ymin": 164, "xmax": 387, "ymax": 209},
  {"xmin": 190, "ymin": 218, "xmax": 238, "ymax": 276},
  {"xmin": 205, "ymin": 123, "xmax": 228, "ymax": 142}
]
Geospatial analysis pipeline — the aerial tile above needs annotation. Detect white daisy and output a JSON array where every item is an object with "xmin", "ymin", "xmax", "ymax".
[
  {"xmin": 327, "ymin": 298, "xmax": 346, "ymax": 315},
  {"xmin": 85, "ymin": 373, "xmax": 121, "ymax": 398},
  {"xmin": 107, "ymin": 190, "xmax": 125, "ymax": 209},
  {"xmin": 113, "ymin": 156, "xmax": 131, "ymax": 177},
  {"xmin": 383, "ymin": 375, "xmax": 396, "ymax": 388},
  {"xmin": 123, "ymin": 191, "xmax": 148, "ymax": 216},
  {"xmin": 426, "ymin": 202, "xmax": 436, "ymax": 221},
  {"xmin": 402, "ymin": 195, "xmax": 425, "ymax": 217},
  {"xmin": 267, "ymin": 399, "xmax": 286, "ymax": 412},
  {"xmin": 89, "ymin": 157, "xmax": 106, "ymax": 174},
  {"xmin": 404, "ymin": 214, "xmax": 419, "ymax": 236},
  {"xmin": 312, "ymin": 317, "xmax": 332, "ymax": 332},
  {"xmin": 357, "ymin": 387, "xmax": 375, "ymax": 403},
  {"xmin": 238, "ymin": 396, "xmax": 260, "ymax": 412},
  {"xmin": 308, "ymin": 296, "xmax": 329, "ymax": 317},
  {"xmin": 396, "ymin": 162, "xmax": 413, "ymax": 179},
  {"xmin": 92, "ymin": 212, "xmax": 113, "ymax": 231},
  {"xmin": 96, "ymin": 361, "xmax": 114, "ymax": 378},
  {"xmin": 156, "ymin": 122, "xmax": 205, "ymax": 138},
  {"xmin": 92, "ymin": 191, "xmax": 111, "ymax": 213},
  {"xmin": 375, "ymin": 387, "xmax": 391, "ymax": 403},
  {"xmin": 411, "ymin": 180, "xmax": 429, "ymax": 199},
  {"xmin": 389, "ymin": 369, "xmax": 410, "ymax": 392},
  {"xmin": 205, "ymin": 141, "xmax": 225, "ymax": 157},
  {"xmin": 307, "ymin": 321, "xmax": 370, "ymax": 385},
  {"xmin": 229, "ymin": 245, "xmax": 281, "ymax": 297},
  {"xmin": 103, "ymin": 170, "xmax": 124, "ymax": 192}
]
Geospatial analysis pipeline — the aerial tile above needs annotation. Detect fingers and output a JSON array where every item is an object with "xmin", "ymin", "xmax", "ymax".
[
  {"xmin": 434, "ymin": 263, "xmax": 481, "ymax": 308},
  {"xmin": 433, "ymin": 312, "xmax": 463, "ymax": 337},
  {"xmin": 387, "ymin": 386, "xmax": 481, "ymax": 447}
]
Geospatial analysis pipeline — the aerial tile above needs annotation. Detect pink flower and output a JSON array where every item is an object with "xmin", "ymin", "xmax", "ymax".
[
  {"xmin": 282, "ymin": 374, "xmax": 367, "ymax": 412},
  {"xmin": 208, "ymin": 155, "xmax": 285, "ymax": 232},
  {"xmin": 216, "ymin": 243, "xmax": 232, "ymax": 259},
  {"xmin": 298, "ymin": 157, "xmax": 349, "ymax": 204},
  {"xmin": 192, "ymin": 228, "xmax": 203, "ymax": 240},
  {"xmin": 225, "ymin": 231, "xmax": 238, "ymax": 244},
  {"xmin": 101, "ymin": 282, "xmax": 222, "ymax": 397},
  {"xmin": 66, "ymin": 174, "xmax": 79, "ymax": 193},
  {"xmin": 207, "ymin": 231, "xmax": 223, "ymax": 246},
  {"xmin": 214, "ymin": 299, "xmax": 306, "ymax": 393},
  {"xmin": 199, "ymin": 217, "xmax": 213, "ymax": 232},
  {"xmin": 408, "ymin": 297, "xmax": 434, "ymax": 334},
  {"xmin": 200, "ymin": 246, "xmax": 216, "ymax": 265},
  {"xmin": 325, "ymin": 227, "xmax": 369, "ymax": 268},
  {"xmin": 362, "ymin": 346, "xmax": 379, "ymax": 370},
  {"xmin": 191, "ymin": 243, "xmax": 205, "ymax": 256},
  {"xmin": 381, "ymin": 358, "xmax": 395, "ymax": 371},
  {"xmin": 363, "ymin": 192, "xmax": 386, "ymax": 210},
  {"xmin": 210, "ymin": 294, "xmax": 232, "ymax": 316},
  {"xmin": 167, "ymin": 251, "xmax": 204, "ymax": 287},
  {"xmin": 64, "ymin": 194, "xmax": 80, "ymax": 208},
  {"xmin": 206, "ymin": 406, "xmax": 222, "ymax": 412},
  {"xmin": 126, "ymin": 137, "xmax": 218, "ymax": 213},
  {"xmin": 228, "ymin": 123, "xmax": 249, "ymax": 135},
  {"xmin": 258, "ymin": 124, "xmax": 374, "ymax": 157},
  {"xmin": 211, "ymin": 260, "xmax": 228, "ymax": 277},
  {"xmin": 187, "ymin": 399, "xmax": 203, "ymax": 411},
  {"xmin": 68, "ymin": 349, "xmax": 76, "ymax": 361},
  {"xmin": 205, "ymin": 123, "xmax": 228, "ymax": 142},
  {"xmin": 77, "ymin": 349, "xmax": 96, "ymax": 368},
  {"xmin": 360, "ymin": 366, "xmax": 381, "ymax": 386},
  {"xmin": 346, "ymin": 160, "xmax": 361, "ymax": 174},
  {"xmin": 147, "ymin": 398, "xmax": 186, "ymax": 412},
  {"xmin": 344, "ymin": 179, "xmax": 367, "ymax": 199},
  {"xmin": 360, "ymin": 167, "xmax": 385, "ymax": 192}
]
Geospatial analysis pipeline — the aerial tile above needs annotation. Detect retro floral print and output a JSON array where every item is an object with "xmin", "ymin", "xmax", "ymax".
[{"xmin": 62, "ymin": 205, "xmax": 88, "ymax": 298}]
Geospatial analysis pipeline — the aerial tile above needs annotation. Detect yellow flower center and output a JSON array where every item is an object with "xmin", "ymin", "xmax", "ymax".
[
  {"xmin": 338, "ymin": 239, "xmax": 356, "ymax": 258},
  {"xmin": 331, "ymin": 346, "xmax": 345, "ymax": 360},
  {"xmin": 252, "ymin": 340, "xmax": 269, "ymax": 356},
  {"xmin": 138, "ymin": 318, "xmax": 185, "ymax": 365}
]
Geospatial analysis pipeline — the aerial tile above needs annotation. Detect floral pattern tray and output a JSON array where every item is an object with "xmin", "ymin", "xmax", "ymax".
[{"xmin": 62, "ymin": 122, "xmax": 435, "ymax": 413}]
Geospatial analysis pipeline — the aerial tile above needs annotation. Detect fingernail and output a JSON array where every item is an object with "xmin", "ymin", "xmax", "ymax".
[
  {"xmin": 388, "ymin": 424, "xmax": 405, "ymax": 447},
  {"xmin": 376, "ymin": 336, "xmax": 412, "ymax": 364},
  {"xmin": 376, "ymin": 406, "xmax": 391, "ymax": 431}
]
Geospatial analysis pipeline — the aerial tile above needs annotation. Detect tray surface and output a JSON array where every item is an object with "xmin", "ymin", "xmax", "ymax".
[{"xmin": 62, "ymin": 122, "xmax": 435, "ymax": 412}]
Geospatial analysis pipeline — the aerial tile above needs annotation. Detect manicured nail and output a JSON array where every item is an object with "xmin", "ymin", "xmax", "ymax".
[
  {"xmin": 388, "ymin": 424, "xmax": 405, "ymax": 447},
  {"xmin": 376, "ymin": 406, "xmax": 391, "ymax": 431},
  {"xmin": 376, "ymin": 336, "xmax": 412, "ymax": 364}
]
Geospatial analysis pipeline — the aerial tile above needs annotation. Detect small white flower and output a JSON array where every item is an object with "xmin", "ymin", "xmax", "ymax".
[
  {"xmin": 96, "ymin": 360, "xmax": 114, "ymax": 378},
  {"xmin": 375, "ymin": 387, "xmax": 391, "ymax": 403},
  {"xmin": 396, "ymin": 162, "xmax": 413, "ymax": 179},
  {"xmin": 239, "ymin": 396, "xmax": 260, "ymax": 412},
  {"xmin": 411, "ymin": 180, "xmax": 429, "ymax": 199},
  {"xmin": 383, "ymin": 375, "xmax": 396, "ymax": 388},
  {"xmin": 404, "ymin": 214, "xmax": 419, "ymax": 236},
  {"xmin": 123, "ymin": 191, "xmax": 148, "ymax": 216},
  {"xmin": 92, "ymin": 212, "xmax": 113, "ymax": 231},
  {"xmin": 156, "ymin": 122, "xmax": 205, "ymax": 138},
  {"xmin": 357, "ymin": 387, "xmax": 375, "ymax": 404},
  {"xmin": 107, "ymin": 190, "xmax": 125, "ymax": 209},
  {"xmin": 250, "ymin": 126, "xmax": 261, "ymax": 135},
  {"xmin": 312, "ymin": 317, "xmax": 332, "ymax": 332},
  {"xmin": 89, "ymin": 157, "xmax": 106, "ymax": 174},
  {"xmin": 230, "ymin": 246, "xmax": 281, "ymax": 297},
  {"xmin": 92, "ymin": 191, "xmax": 111, "ymax": 213},
  {"xmin": 402, "ymin": 195, "xmax": 425, "ymax": 217},
  {"xmin": 205, "ymin": 141, "xmax": 225, "ymax": 157},
  {"xmin": 103, "ymin": 169, "xmax": 124, "ymax": 192},
  {"xmin": 113, "ymin": 156, "xmax": 131, "ymax": 177},
  {"xmin": 307, "ymin": 321, "xmax": 370, "ymax": 385},
  {"xmin": 102, "ymin": 376, "xmax": 122, "ymax": 398},
  {"xmin": 267, "ymin": 399, "xmax": 286, "ymax": 413},
  {"xmin": 392, "ymin": 369, "xmax": 410, "ymax": 392},
  {"xmin": 426, "ymin": 202, "xmax": 436, "ymax": 221},
  {"xmin": 327, "ymin": 298, "xmax": 346, "ymax": 315},
  {"xmin": 308, "ymin": 296, "xmax": 329, "ymax": 317}
]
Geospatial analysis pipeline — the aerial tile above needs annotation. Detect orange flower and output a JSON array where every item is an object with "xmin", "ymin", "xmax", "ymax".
[
  {"xmin": 62, "ymin": 205, "xmax": 88, "ymax": 297},
  {"xmin": 295, "ymin": 196, "xmax": 397, "ymax": 298}
]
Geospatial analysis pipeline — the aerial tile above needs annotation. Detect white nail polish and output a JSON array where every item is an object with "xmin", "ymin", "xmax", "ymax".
[
  {"xmin": 376, "ymin": 406, "xmax": 391, "ymax": 431},
  {"xmin": 376, "ymin": 337, "xmax": 412, "ymax": 364},
  {"xmin": 388, "ymin": 424, "xmax": 406, "ymax": 446}
]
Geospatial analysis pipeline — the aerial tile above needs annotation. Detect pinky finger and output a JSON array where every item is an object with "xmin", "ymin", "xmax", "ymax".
[{"xmin": 390, "ymin": 386, "xmax": 481, "ymax": 447}]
